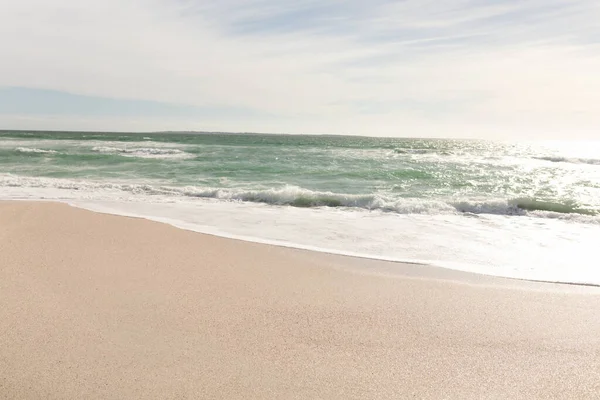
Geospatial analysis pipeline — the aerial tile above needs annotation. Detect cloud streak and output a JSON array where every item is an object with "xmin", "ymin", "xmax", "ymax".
[
  {"xmin": 0, "ymin": 0, "xmax": 599, "ymax": 138},
  {"xmin": 0, "ymin": 87, "xmax": 264, "ymax": 118}
]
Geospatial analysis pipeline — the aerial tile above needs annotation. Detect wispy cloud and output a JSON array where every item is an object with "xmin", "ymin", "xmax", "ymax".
[
  {"xmin": 0, "ymin": 87, "xmax": 263, "ymax": 118},
  {"xmin": 0, "ymin": 0, "xmax": 599, "ymax": 138}
]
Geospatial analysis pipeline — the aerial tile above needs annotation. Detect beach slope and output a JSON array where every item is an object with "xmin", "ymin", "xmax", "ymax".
[{"xmin": 1, "ymin": 201, "xmax": 599, "ymax": 399}]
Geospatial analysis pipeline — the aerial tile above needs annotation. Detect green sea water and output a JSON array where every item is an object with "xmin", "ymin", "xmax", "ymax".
[
  {"xmin": 2, "ymin": 130, "xmax": 600, "ymax": 284},
  {"xmin": 1, "ymin": 130, "xmax": 599, "ymax": 216}
]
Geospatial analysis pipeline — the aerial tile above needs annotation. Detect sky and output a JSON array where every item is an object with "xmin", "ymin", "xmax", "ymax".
[{"xmin": 1, "ymin": 0, "xmax": 599, "ymax": 139}]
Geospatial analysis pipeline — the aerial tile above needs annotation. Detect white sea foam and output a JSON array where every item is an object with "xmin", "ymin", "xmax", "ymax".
[
  {"xmin": 534, "ymin": 156, "xmax": 600, "ymax": 165},
  {"xmin": 3, "ymin": 180, "xmax": 599, "ymax": 285},
  {"xmin": 1, "ymin": 175, "xmax": 598, "ymax": 221},
  {"xmin": 91, "ymin": 146, "xmax": 194, "ymax": 159},
  {"xmin": 15, "ymin": 147, "xmax": 58, "ymax": 154}
]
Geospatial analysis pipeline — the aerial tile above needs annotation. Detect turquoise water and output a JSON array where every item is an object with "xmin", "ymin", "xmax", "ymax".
[
  {"xmin": 2, "ymin": 130, "xmax": 599, "ymax": 216},
  {"xmin": 2, "ymin": 130, "xmax": 600, "ymax": 284}
]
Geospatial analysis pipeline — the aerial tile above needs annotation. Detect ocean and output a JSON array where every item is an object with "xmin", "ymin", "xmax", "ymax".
[{"xmin": 2, "ymin": 130, "xmax": 599, "ymax": 285}]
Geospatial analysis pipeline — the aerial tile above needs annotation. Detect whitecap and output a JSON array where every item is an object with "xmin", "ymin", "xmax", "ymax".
[
  {"xmin": 15, "ymin": 147, "xmax": 58, "ymax": 154},
  {"xmin": 91, "ymin": 146, "xmax": 194, "ymax": 159}
]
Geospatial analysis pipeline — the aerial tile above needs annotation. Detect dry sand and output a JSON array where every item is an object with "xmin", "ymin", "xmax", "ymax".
[{"xmin": 1, "ymin": 201, "xmax": 599, "ymax": 399}]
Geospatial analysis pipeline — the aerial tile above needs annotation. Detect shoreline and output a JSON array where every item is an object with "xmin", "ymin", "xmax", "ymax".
[
  {"xmin": 2, "ymin": 201, "xmax": 600, "ymax": 398},
  {"xmin": 3, "ymin": 132, "xmax": 600, "ymax": 288},
  {"xmin": 8, "ymin": 197, "xmax": 600, "ymax": 290}
]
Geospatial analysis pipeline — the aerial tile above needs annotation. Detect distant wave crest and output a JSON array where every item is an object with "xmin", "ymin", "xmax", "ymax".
[
  {"xmin": 91, "ymin": 146, "xmax": 193, "ymax": 159},
  {"xmin": 15, "ymin": 147, "xmax": 58, "ymax": 154},
  {"xmin": 534, "ymin": 156, "xmax": 600, "ymax": 165},
  {"xmin": 393, "ymin": 148, "xmax": 433, "ymax": 155}
]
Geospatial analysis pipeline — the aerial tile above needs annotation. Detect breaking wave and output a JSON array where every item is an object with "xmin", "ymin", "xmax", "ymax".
[
  {"xmin": 1, "ymin": 175, "xmax": 598, "ymax": 221},
  {"xmin": 452, "ymin": 198, "xmax": 598, "ymax": 218},
  {"xmin": 393, "ymin": 148, "xmax": 434, "ymax": 154},
  {"xmin": 91, "ymin": 146, "xmax": 194, "ymax": 159},
  {"xmin": 15, "ymin": 147, "xmax": 58, "ymax": 154},
  {"xmin": 534, "ymin": 156, "xmax": 600, "ymax": 165}
]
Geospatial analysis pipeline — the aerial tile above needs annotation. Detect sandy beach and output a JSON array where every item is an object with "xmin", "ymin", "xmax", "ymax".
[{"xmin": 1, "ymin": 201, "xmax": 599, "ymax": 399}]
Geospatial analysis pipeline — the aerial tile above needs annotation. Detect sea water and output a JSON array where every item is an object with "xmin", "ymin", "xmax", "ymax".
[{"xmin": 1, "ymin": 130, "xmax": 599, "ymax": 284}]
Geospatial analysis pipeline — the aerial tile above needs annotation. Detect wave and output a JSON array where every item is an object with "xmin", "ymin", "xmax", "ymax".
[
  {"xmin": 509, "ymin": 198, "xmax": 599, "ymax": 216},
  {"xmin": 452, "ymin": 198, "xmax": 598, "ymax": 217},
  {"xmin": 393, "ymin": 148, "xmax": 435, "ymax": 154},
  {"xmin": 534, "ymin": 156, "xmax": 600, "ymax": 165},
  {"xmin": 15, "ymin": 147, "xmax": 58, "ymax": 154},
  {"xmin": 91, "ymin": 146, "xmax": 194, "ymax": 159},
  {"xmin": 2, "ymin": 175, "xmax": 598, "ymax": 221}
]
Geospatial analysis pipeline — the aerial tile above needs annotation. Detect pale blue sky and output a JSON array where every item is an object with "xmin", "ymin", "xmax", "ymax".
[{"xmin": 1, "ymin": 0, "xmax": 599, "ymax": 138}]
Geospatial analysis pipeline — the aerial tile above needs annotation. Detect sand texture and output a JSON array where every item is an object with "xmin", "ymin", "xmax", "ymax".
[{"xmin": 1, "ymin": 201, "xmax": 600, "ymax": 399}]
